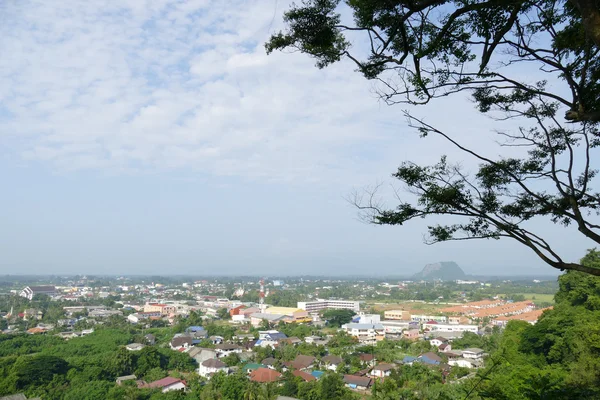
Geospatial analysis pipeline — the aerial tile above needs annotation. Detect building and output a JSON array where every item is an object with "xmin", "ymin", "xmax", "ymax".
[
  {"xmin": 492, "ymin": 307, "xmax": 551, "ymax": 326},
  {"xmin": 144, "ymin": 303, "xmax": 177, "ymax": 316},
  {"xmin": 402, "ymin": 329, "xmax": 420, "ymax": 341},
  {"xmin": 215, "ymin": 343, "xmax": 242, "ymax": 358},
  {"xmin": 170, "ymin": 335, "xmax": 193, "ymax": 350},
  {"xmin": 371, "ymin": 363, "xmax": 395, "ymax": 378},
  {"xmin": 249, "ymin": 313, "xmax": 286, "ymax": 328},
  {"xmin": 429, "ymin": 337, "xmax": 448, "ymax": 347},
  {"xmin": 116, "ymin": 375, "xmax": 137, "ymax": 385},
  {"xmin": 264, "ymin": 307, "xmax": 310, "ymax": 323},
  {"xmin": 139, "ymin": 377, "xmax": 186, "ymax": 392},
  {"xmin": 343, "ymin": 375, "xmax": 372, "ymax": 390},
  {"xmin": 462, "ymin": 348, "xmax": 485, "ymax": 360},
  {"xmin": 411, "ymin": 315, "xmax": 448, "ymax": 323},
  {"xmin": 297, "ymin": 299, "xmax": 360, "ymax": 313},
  {"xmin": 249, "ymin": 368, "xmax": 282, "ymax": 383},
  {"xmin": 20, "ymin": 286, "xmax": 56, "ymax": 300},
  {"xmin": 384, "ymin": 310, "xmax": 411, "ymax": 320},
  {"xmin": 341, "ymin": 323, "xmax": 385, "ymax": 343},
  {"xmin": 381, "ymin": 320, "xmax": 413, "ymax": 333},
  {"xmin": 199, "ymin": 358, "xmax": 228, "ymax": 378},
  {"xmin": 423, "ymin": 322, "xmax": 479, "ymax": 333},
  {"xmin": 354, "ymin": 314, "xmax": 380, "ymax": 324},
  {"xmin": 321, "ymin": 355, "xmax": 343, "ymax": 371}
]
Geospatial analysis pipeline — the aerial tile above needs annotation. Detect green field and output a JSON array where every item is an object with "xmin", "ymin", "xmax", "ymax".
[{"xmin": 500, "ymin": 293, "xmax": 555, "ymax": 303}]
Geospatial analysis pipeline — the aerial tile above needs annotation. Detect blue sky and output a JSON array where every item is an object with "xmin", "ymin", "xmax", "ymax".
[{"xmin": 0, "ymin": 0, "xmax": 593, "ymax": 276}]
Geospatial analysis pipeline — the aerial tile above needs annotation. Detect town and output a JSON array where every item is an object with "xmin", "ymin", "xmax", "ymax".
[{"xmin": 0, "ymin": 274, "xmax": 557, "ymax": 399}]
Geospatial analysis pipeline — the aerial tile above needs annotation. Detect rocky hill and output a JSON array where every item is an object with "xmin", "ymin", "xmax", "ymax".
[{"xmin": 412, "ymin": 261, "xmax": 466, "ymax": 281}]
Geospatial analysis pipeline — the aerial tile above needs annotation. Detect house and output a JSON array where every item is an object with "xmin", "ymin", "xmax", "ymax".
[
  {"xmin": 249, "ymin": 368, "xmax": 282, "ymax": 383},
  {"xmin": 341, "ymin": 323, "xmax": 385, "ymax": 343},
  {"xmin": 116, "ymin": 375, "xmax": 137, "ymax": 385},
  {"xmin": 243, "ymin": 363, "xmax": 266, "ymax": 374},
  {"xmin": 20, "ymin": 285, "xmax": 56, "ymax": 300},
  {"xmin": 215, "ymin": 343, "xmax": 242, "ymax": 357},
  {"xmin": 462, "ymin": 348, "xmax": 485, "ymax": 360},
  {"xmin": 256, "ymin": 330, "xmax": 288, "ymax": 348},
  {"xmin": 139, "ymin": 377, "xmax": 187, "ymax": 392},
  {"xmin": 429, "ymin": 337, "xmax": 448, "ymax": 348},
  {"xmin": 262, "ymin": 357, "xmax": 278, "ymax": 370},
  {"xmin": 250, "ymin": 313, "xmax": 286, "ymax": 328},
  {"xmin": 304, "ymin": 336, "xmax": 323, "ymax": 344},
  {"xmin": 283, "ymin": 355, "xmax": 316, "ymax": 371},
  {"xmin": 22, "ymin": 309, "xmax": 43, "ymax": 321},
  {"xmin": 145, "ymin": 334, "xmax": 156, "ymax": 345},
  {"xmin": 57, "ymin": 332, "xmax": 79, "ymax": 340},
  {"xmin": 401, "ymin": 356, "xmax": 417, "ymax": 365},
  {"xmin": 449, "ymin": 358, "xmax": 479, "ymax": 369},
  {"xmin": 343, "ymin": 375, "xmax": 372, "ymax": 390},
  {"xmin": 280, "ymin": 337, "xmax": 302, "ymax": 346},
  {"xmin": 170, "ymin": 335, "xmax": 193, "ymax": 350},
  {"xmin": 439, "ymin": 343, "xmax": 452, "ymax": 352},
  {"xmin": 371, "ymin": 363, "xmax": 395, "ymax": 378},
  {"xmin": 321, "ymin": 355, "xmax": 343, "ymax": 371},
  {"xmin": 188, "ymin": 347, "xmax": 217, "ymax": 364},
  {"xmin": 402, "ymin": 329, "xmax": 420, "ymax": 341},
  {"xmin": 417, "ymin": 352, "xmax": 442, "ymax": 365},
  {"xmin": 199, "ymin": 358, "xmax": 228, "ymax": 377},
  {"xmin": 126, "ymin": 343, "xmax": 145, "ymax": 351},
  {"xmin": 209, "ymin": 335, "xmax": 224, "ymax": 345},
  {"xmin": 358, "ymin": 353, "xmax": 375, "ymax": 366},
  {"xmin": 292, "ymin": 370, "xmax": 316, "ymax": 382}
]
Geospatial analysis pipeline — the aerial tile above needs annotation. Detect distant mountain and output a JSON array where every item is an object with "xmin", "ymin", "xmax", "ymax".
[{"xmin": 412, "ymin": 261, "xmax": 466, "ymax": 281}]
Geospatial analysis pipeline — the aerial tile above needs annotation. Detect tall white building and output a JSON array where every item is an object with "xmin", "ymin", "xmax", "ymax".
[{"xmin": 297, "ymin": 299, "xmax": 360, "ymax": 313}]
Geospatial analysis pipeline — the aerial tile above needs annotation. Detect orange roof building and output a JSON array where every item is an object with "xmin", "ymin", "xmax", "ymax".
[{"xmin": 249, "ymin": 368, "xmax": 282, "ymax": 383}]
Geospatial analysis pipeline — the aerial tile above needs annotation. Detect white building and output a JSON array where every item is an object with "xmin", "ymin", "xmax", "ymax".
[
  {"xmin": 429, "ymin": 337, "xmax": 448, "ymax": 347},
  {"xmin": 341, "ymin": 323, "xmax": 384, "ymax": 342},
  {"xmin": 411, "ymin": 315, "xmax": 448, "ymax": 323},
  {"xmin": 297, "ymin": 299, "xmax": 360, "ymax": 313},
  {"xmin": 356, "ymin": 314, "xmax": 380, "ymax": 324},
  {"xmin": 199, "ymin": 358, "xmax": 228, "ymax": 378},
  {"xmin": 20, "ymin": 286, "xmax": 56, "ymax": 300},
  {"xmin": 423, "ymin": 322, "xmax": 478, "ymax": 333},
  {"xmin": 462, "ymin": 348, "xmax": 485, "ymax": 359},
  {"xmin": 381, "ymin": 320, "xmax": 412, "ymax": 333}
]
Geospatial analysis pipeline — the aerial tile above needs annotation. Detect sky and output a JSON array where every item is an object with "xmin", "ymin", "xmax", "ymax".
[{"xmin": 0, "ymin": 0, "xmax": 594, "ymax": 276}]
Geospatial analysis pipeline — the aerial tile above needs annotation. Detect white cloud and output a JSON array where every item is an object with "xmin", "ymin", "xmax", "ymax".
[{"xmin": 0, "ymin": 0, "xmax": 543, "ymax": 185}]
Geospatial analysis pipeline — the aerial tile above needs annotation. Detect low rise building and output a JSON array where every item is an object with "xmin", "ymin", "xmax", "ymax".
[
  {"xmin": 297, "ymin": 299, "xmax": 360, "ymax": 313},
  {"xmin": 341, "ymin": 323, "xmax": 385, "ymax": 343},
  {"xmin": 384, "ymin": 310, "xmax": 411, "ymax": 320}
]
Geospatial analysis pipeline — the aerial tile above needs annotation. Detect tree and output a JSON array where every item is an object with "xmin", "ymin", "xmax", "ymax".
[
  {"xmin": 217, "ymin": 307, "xmax": 231, "ymax": 320},
  {"xmin": 12, "ymin": 355, "xmax": 69, "ymax": 389},
  {"xmin": 267, "ymin": 0, "xmax": 600, "ymax": 276},
  {"xmin": 135, "ymin": 347, "xmax": 163, "ymax": 376},
  {"xmin": 322, "ymin": 309, "xmax": 355, "ymax": 327}
]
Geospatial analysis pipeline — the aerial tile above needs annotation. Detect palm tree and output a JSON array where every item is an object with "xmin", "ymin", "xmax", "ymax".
[{"xmin": 243, "ymin": 382, "xmax": 261, "ymax": 400}]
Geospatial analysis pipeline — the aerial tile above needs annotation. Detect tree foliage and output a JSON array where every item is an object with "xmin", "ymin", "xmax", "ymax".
[
  {"xmin": 321, "ymin": 309, "xmax": 355, "ymax": 327},
  {"xmin": 267, "ymin": 0, "xmax": 600, "ymax": 276},
  {"xmin": 476, "ymin": 249, "xmax": 600, "ymax": 398}
]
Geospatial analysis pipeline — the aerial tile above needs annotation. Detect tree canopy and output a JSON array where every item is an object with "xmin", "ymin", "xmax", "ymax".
[{"xmin": 267, "ymin": 0, "xmax": 600, "ymax": 276}]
